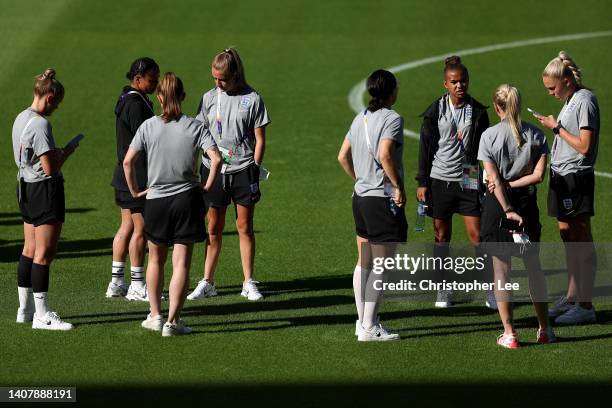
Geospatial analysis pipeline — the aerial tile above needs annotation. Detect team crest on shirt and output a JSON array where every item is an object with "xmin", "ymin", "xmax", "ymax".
[
  {"xmin": 240, "ymin": 96, "xmax": 251, "ymax": 110},
  {"xmin": 562, "ymin": 198, "xmax": 573, "ymax": 210}
]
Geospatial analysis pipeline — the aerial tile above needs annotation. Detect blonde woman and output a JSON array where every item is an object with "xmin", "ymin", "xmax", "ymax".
[
  {"xmin": 479, "ymin": 84, "xmax": 554, "ymax": 348},
  {"xmin": 124, "ymin": 72, "xmax": 221, "ymax": 336},
  {"xmin": 188, "ymin": 48, "xmax": 270, "ymax": 302},
  {"xmin": 12, "ymin": 69, "xmax": 77, "ymax": 330},
  {"xmin": 536, "ymin": 51, "xmax": 599, "ymax": 325}
]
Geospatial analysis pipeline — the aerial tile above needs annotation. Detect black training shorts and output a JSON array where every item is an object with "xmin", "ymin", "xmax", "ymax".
[
  {"xmin": 430, "ymin": 178, "xmax": 481, "ymax": 219},
  {"xmin": 547, "ymin": 170, "xmax": 595, "ymax": 221},
  {"xmin": 17, "ymin": 177, "xmax": 65, "ymax": 226},
  {"xmin": 352, "ymin": 193, "xmax": 408, "ymax": 243},
  {"xmin": 114, "ymin": 189, "xmax": 145, "ymax": 213},
  {"xmin": 200, "ymin": 163, "xmax": 261, "ymax": 208}
]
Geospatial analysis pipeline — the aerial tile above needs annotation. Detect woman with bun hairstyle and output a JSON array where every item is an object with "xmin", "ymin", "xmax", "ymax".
[
  {"xmin": 123, "ymin": 72, "xmax": 221, "ymax": 336},
  {"xmin": 415, "ymin": 56, "xmax": 492, "ymax": 308},
  {"xmin": 338, "ymin": 69, "xmax": 405, "ymax": 341},
  {"xmin": 536, "ymin": 51, "xmax": 599, "ymax": 324},
  {"xmin": 12, "ymin": 68, "xmax": 77, "ymax": 330},
  {"xmin": 187, "ymin": 48, "xmax": 270, "ymax": 302},
  {"xmin": 479, "ymin": 84, "xmax": 555, "ymax": 348},
  {"xmin": 107, "ymin": 57, "xmax": 160, "ymax": 301}
]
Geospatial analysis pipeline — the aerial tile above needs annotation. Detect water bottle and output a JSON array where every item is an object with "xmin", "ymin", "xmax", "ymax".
[{"xmin": 415, "ymin": 201, "xmax": 428, "ymax": 232}]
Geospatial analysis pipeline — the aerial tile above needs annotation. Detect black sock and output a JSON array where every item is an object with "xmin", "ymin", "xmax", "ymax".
[
  {"xmin": 31, "ymin": 263, "xmax": 50, "ymax": 293},
  {"xmin": 17, "ymin": 254, "xmax": 33, "ymax": 288}
]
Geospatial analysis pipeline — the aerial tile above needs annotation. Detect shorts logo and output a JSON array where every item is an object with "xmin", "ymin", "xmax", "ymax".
[
  {"xmin": 240, "ymin": 96, "xmax": 251, "ymax": 110},
  {"xmin": 562, "ymin": 198, "xmax": 573, "ymax": 210},
  {"xmin": 250, "ymin": 183, "xmax": 259, "ymax": 194}
]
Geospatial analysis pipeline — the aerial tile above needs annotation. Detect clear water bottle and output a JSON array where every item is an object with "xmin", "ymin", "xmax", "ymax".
[{"xmin": 415, "ymin": 201, "xmax": 428, "ymax": 232}]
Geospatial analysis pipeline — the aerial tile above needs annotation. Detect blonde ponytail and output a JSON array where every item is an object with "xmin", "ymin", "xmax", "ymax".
[
  {"xmin": 543, "ymin": 50, "xmax": 585, "ymax": 88},
  {"xmin": 494, "ymin": 84, "xmax": 523, "ymax": 147}
]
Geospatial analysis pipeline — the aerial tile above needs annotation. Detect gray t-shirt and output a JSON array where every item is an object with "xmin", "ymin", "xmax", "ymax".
[
  {"xmin": 430, "ymin": 96, "xmax": 473, "ymax": 182},
  {"xmin": 12, "ymin": 108, "xmax": 59, "ymax": 183},
  {"xmin": 478, "ymin": 120, "xmax": 548, "ymax": 181},
  {"xmin": 551, "ymin": 88, "xmax": 599, "ymax": 176},
  {"xmin": 346, "ymin": 108, "xmax": 404, "ymax": 197},
  {"xmin": 196, "ymin": 86, "xmax": 270, "ymax": 174},
  {"xmin": 130, "ymin": 115, "xmax": 216, "ymax": 199}
]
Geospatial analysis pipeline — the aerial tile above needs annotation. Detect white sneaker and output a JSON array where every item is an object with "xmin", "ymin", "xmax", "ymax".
[
  {"xmin": 358, "ymin": 323, "xmax": 400, "ymax": 342},
  {"xmin": 548, "ymin": 296, "xmax": 573, "ymax": 317},
  {"xmin": 162, "ymin": 320, "xmax": 193, "ymax": 337},
  {"xmin": 485, "ymin": 290, "xmax": 498, "ymax": 310},
  {"xmin": 32, "ymin": 311, "xmax": 73, "ymax": 331},
  {"xmin": 105, "ymin": 281, "xmax": 128, "ymax": 298},
  {"xmin": 126, "ymin": 284, "xmax": 148, "ymax": 301},
  {"xmin": 141, "ymin": 314, "xmax": 163, "ymax": 331},
  {"xmin": 187, "ymin": 279, "xmax": 217, "ymax": 300},
  {"xmin": 16, "ymin": 308, "xmax": 34, "ymax": 323},
  {"xmin": 435, "ymin": 290, "xmax": 453, "ymax": 308},
  {"xmin": 555, "ymin": 304, "xmax": 596, "ymax": 325},
  {"xmin": 355, "ymin": 317, "xmax": 394, "ymax": 336},
  {"xmin": 241, "ymin": 279, "xmax": 263, "ymax": 301}
]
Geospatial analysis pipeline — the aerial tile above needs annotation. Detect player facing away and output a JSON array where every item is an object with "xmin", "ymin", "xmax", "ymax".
[
  {"xmin": 107, "ymin": 57, "xmax": 160, "ymax": 301},
  {"xmin": 187, "ymin": 48, "xmax": 270, "ymax": 302},
  {"xmin": 13, "ymin": 68, "xmax": 79, "ymax": 330},
  {"xmin": 124, "ymin": 72, "xmax": 221, "ymax": 336},
  {"xmin": 338, "ymin": 69, "xmax": 406, "ymax": 341}
]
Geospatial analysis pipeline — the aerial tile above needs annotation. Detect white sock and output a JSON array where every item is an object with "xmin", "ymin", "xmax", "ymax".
[
  {"xmin": 18, "ymin": 287, "xmax": 34, "ymax": 312},
  {"xmin": 362, "ymin": 301, "xmax": 380, "ymax": 330},
  {"xmin": 130, "ymin": 266, "xmax": 145, "ymax": 289},
  {"xmin": 362, "ymin": 267, "xmax": 384, "ymax": 330},
  {"xmin": 33, "ymin": 292, "xmax": 49, "ymax": 318},
  {"xmin": 353, "ymin": 265, "xmax": 364, "ymax": 324},
  {"xmin": 112, "ymin": 261, "xmax": 125, "ymax": 285}
]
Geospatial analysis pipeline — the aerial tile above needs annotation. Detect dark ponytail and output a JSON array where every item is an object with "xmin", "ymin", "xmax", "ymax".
[
  {"xmin": 126, "ymin": 57, "xmax": 159, "ymax": 80},
  {"xmin": 366, "ymin": 69, "xmax": 397, "ymax": 112},
  {"xmin": 444, "ymin": 55, "xmax": 469, "ymax": 79}
]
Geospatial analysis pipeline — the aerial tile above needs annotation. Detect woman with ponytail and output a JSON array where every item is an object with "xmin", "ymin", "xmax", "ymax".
[
  {"xmin": 123, "ymin": 72, "xmax": 221, "ymax": 336},
  {"xmin": 536, "ymin": 51, "xmax": 600, "ymax": 325},
  {"xmin": 338, "ymin": 69, "xmax": 405, "ymax": 341},
  {"xmin": 188, "ymin": 47, "xmax": 270, "ymax": 302},
  {"xmin": 415, "ymin": 56, "xmax": 492, "ymax": 308},
  {"xmin": 478, "ymin": 84, "xmax": 554, "ymax": 348},
  {"xmin": 12, "ymin": 68, "xmax": 77, "ymax": 330}
]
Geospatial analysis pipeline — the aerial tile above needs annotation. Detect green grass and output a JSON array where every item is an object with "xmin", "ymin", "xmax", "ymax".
[{"xmin": 1, "ymin": 0, "xmax": 612, "ymax": 405}]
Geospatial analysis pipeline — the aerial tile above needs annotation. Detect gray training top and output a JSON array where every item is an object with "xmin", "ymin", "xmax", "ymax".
[
  {"xmin": 551, "ymin": 88, "xmax": 600, "ymax": 176},
  {"xmin": 478, "ymin": 119, "xmax": 548, "ymax": 181},
  {"xmin": 12, "ymin": 108, "xmax": 59, "ymax": 183},
  {"xmin": 430, "ymin": 95, "xmax": 473, "ymax": 182},
  {"xmin": 130, "ymin": 114, "xmax": 216, "ymax": 200},
  {"xmin": 196, "ymin": 86, "xmax": 270, "ymax": 174},
  {"xmin": 346, "ymin": 108, "xmax": 404, "ymax": 197}
]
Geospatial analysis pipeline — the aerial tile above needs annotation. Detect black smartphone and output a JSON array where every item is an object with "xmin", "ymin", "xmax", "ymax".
[{"xmin": 499, "ymin": 217, "xmax": 523, "ymax": 232}]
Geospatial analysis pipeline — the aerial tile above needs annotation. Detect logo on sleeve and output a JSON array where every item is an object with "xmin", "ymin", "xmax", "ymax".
[{"xmin": 239, "ymin": 96, "xmax": 251, "ymax": 110}]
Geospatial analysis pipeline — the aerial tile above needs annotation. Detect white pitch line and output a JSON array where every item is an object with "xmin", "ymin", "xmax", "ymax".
[{"xmin": 347, "ymin": 30, "xmax": 612, "ymax": 176}]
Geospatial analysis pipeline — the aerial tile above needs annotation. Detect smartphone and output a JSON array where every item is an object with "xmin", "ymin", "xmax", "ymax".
[
  {"xmin": 499, "ymin": 217, "xmax": 523, "ymax": 232},
  {"xmin": 527, "ymin": 107, "xmax": 542, "ymax": 117}
]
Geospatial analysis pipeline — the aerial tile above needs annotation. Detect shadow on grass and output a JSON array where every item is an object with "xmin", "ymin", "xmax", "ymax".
[
  {"xmin": 0, "ymin": 207, "xmax": 96, "ymax": 226},
  {"xmin": 0, "ymin": 236, "xmax": 113, "ymax": 263}
]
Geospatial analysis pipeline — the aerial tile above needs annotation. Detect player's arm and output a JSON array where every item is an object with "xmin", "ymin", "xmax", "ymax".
[
  {"xmin": 203, "ymin": 146, "xmax": 221, "ymax": 192},
  {"xmin": 123, "ymin": 147, "xmax": 147, "ymax": 198},
  {"xmin": 337, "ymin": 138, "xmax": 355, "ymax": 181},
  {"xmin": 508, "ymin": 154, "xmax": 547, "ymax": 188},
  {"xmin": 254, "ymin": 126, "xmax": 265, "ymax": 166},
  {"xmin": 379, "ymin": 139, "xmax": 405, "ymax": 208},
  {"xmin": 482, "ymin": 160, "xmax": 522, "ymax": 224}
]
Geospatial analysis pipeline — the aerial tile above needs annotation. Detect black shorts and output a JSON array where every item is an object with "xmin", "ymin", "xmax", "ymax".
[
  {"xmin": 115, "ymin": 189, "xmax": 145, "ymax": 213},
  {"xmin": 200, "ymin": 163, "xmax": 261, "ymax": 208},
  {"xmin": 481, "ymin": 188, "xmax": 541, "ymax": 259},
  {"xmin": 547, "ymin": 170, "xmax": 595, "ymax": 221},
  {"xmin": 17, "ymin": 177, "xmax": 65, "ymax": 226},
  {"xmin": 144, "ymin": 188, "xmax": 206, "ymax": 246},
  {"xmin": 352, "ymin": 194, "xmax": 408, "ymax": 243},
  {"xmin": 430, "ymin": 178, "xmax": 481, "ymax": 219}
]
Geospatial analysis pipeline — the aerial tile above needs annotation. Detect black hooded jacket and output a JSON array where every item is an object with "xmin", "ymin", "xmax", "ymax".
[
  {"xmin": 415, "ymin": 94, "xmax": 489, "ymax": 188},
  {"xmin": 111, "ymin": 86, "xmax": 154, "ymax": 191}
]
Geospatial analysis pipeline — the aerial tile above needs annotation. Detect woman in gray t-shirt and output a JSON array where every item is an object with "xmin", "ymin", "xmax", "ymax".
[
  {"xmin": 535, "ymin": 51, "xmax": 599, "ymax": 325},
  {"xmin": 123, "ymin": 72, "xmax": 221, "ymax": 336},
  {"xmin": 188, "ymin": 48, "xmax": 271, "ymax": 302},
  {"xmin": 11, "ymin": 69, "xmax": 78, "ymax": 331},
  {"xmin": 478, "ymin": 84, "xmax": 554, "ymax": 348}
]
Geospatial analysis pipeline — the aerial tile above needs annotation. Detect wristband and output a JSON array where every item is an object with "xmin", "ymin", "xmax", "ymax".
[
  {"xmin": 504, "ymin": 206, "xmax": 514, "ymax": 213},
  {"xmin": 553, "ymin": 124, "xmax": 562, "ymax": 135}
]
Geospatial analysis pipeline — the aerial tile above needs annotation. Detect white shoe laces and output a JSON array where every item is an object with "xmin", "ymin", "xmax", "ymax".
[{"xmin": 246, "ymin": 280, "xmax": 261, "ymax": 294}]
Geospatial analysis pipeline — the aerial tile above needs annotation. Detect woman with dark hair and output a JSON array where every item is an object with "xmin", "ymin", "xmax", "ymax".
[
  {"xmin": 415, "ymin": 56, "xmax": 492, "ymax": 308},
  {"xmin": 479, "ymin": 84, "xmax": 554, "ymax": 348},
  {"xmin": 13, "ymin": 68, "xmax": 77, "ymax": 330},
  {"xmin": 123, "ymin": 72, "xmax": 221, "ymax": 336},
  {"xmin": 107, "ymin": 57, "xmax": 159, "ymax": 301},
  {"xmin": 537, "ymin": 51, "xmax": 600, "ymax": 324},
  {"xmin": 338, "ymin": 69, "xmax": 405, "ymax": 341},
  {"xmin": 187, "ymin": 48, "xmax": 270, "ymax": 302}
]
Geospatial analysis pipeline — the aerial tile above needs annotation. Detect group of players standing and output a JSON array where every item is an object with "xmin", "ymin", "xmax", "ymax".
[
  {"xmin": 339, "ymin": 52, "xmax": 600, "ymax": 346},
  {"xmin": 12, "ymin": 49, "xmax": 270, "ymax": 336}
]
